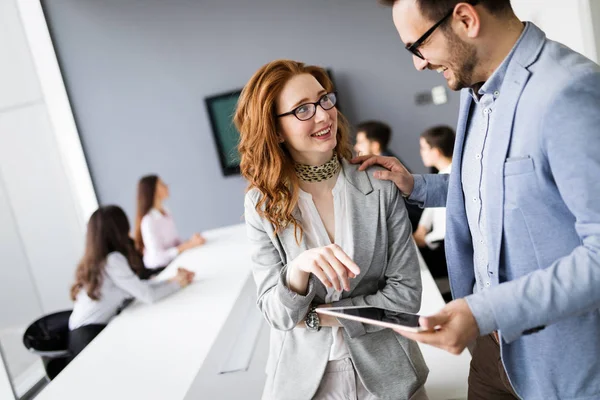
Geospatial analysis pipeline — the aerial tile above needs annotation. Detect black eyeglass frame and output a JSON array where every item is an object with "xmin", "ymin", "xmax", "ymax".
[
  {"xmin": 276, "ymin": 92, "xmax": 338, "ymax": 121},
  {"xmin": 405, "ymin": 0, "xmax": 479, "ymax": 60}
]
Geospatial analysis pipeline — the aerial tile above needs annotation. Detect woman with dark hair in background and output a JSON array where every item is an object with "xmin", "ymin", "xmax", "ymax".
[
  {"xmin": 69, "ymin": 205, "xmax": 194, "ymax": 358},
  {"xmin": 134, "ymin": 175, "xmax": 205, "ymax": 274}
]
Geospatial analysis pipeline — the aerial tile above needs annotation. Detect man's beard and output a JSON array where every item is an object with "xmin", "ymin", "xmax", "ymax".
[{"xmin": 445, "ymin": 30, "xmax": 478, "ymax": 91}]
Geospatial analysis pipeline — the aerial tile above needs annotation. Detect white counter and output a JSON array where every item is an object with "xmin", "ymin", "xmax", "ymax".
[{"xmin": 37, "ymin": 224, "xmax": 469, "ymax": 400}]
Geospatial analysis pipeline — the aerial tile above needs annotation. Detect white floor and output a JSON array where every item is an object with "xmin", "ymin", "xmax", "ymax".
[{"xmin": 0, "ymin": 326, "xmax": 46, "ymax": 398}]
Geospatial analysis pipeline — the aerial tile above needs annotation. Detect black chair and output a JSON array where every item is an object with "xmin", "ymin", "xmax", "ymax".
[{"xmin": 22, "ymin": 310, "xmax": 72, "ymax": 380}]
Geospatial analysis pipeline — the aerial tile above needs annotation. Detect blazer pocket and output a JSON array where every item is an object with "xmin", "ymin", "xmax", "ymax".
[{"xmin": 504, "ymin": 156, "xmax": 534, "ymax": 176}]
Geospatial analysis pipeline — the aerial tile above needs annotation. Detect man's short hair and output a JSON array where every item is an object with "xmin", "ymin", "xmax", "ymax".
[
  {"xmin": 378, "ymin": 0, "xmax": 513, "ymax": 22},
  {"xmin": 420, "ymin": 125, "xmax": 455, "ymax": 158},
  {"xmin": 356, "ymin": 121, "xmax": 392, "ymax": 151}
]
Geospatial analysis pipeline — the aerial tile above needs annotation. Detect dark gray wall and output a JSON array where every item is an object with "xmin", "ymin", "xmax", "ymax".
[{"xmin": 42, "ymin": 0, "xmax": 460, "ymax": 235}]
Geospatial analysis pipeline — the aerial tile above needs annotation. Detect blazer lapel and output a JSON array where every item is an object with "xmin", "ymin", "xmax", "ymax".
[
  {"xmin": 485, "ymin": 24, "xmax": 545, "ymax": 277},
  {"xmin": 485, "ymin": 66, "xmax": 531, "ymax": 278},
  {"xmin": 343, "ymin": 161, "xmax": 379, "ymax": 293}
]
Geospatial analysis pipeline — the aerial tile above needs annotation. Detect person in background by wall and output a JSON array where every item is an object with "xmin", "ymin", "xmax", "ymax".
[
  {"xmin": 236, "ymin": 60, "xmax": 428, "ymax": 400},
  {"xmin": 134, "ymin": 175, "xmax": 205, "ymax": 277},
  {"xmin": 413, "ymin": 126, "xmax": 454, "ymax": 300},
  {"xmin": 354, "ymin": 121, "xmax": 396, "ymax": 158},
  {"xmin": 354, "ymin": 120, "xmax": 423, "ymax": 232},
  {"xmin": 68, "ymin": 205, "xmax": 194, "ymax": 358}
]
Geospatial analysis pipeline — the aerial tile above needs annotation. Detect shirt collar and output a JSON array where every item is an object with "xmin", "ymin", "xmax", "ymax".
[
  {"xmin": 439, "ymin": 164, "xmax": 452, "ymax": 174},
  {"xmin": 468, "ymin": 22, "xmax": 531, "ymax": 101}
]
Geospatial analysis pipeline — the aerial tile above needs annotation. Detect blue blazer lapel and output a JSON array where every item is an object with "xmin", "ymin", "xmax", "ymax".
[
  {"xmin": 446, "ymin": 91, "xmax": 477, "ymax": 299},
  {"xmin": 484, "ymin": 24, "xmax": 546, "ymax": 278},
  {"xmin": 484, "ymin": 65, "xmax": 531, "ymax": 279}
]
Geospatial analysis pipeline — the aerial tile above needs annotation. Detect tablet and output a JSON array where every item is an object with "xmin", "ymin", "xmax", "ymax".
[{"xmin": 316, "ymin": 306, "xmax": 426, "ymax": 333}]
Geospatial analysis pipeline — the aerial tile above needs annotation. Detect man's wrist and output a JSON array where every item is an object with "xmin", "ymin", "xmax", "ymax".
[{"xmin": 401, "ymin": 175, "xmax": 415, "ymax": 198}]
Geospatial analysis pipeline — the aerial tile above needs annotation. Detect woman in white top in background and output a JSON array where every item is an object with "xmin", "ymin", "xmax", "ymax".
[
  {"xmin": 134, "ymin": 175, "xmax": 205, "ymax": 272},
  {"xmin": 413, "ymin": 126, "xmax": 455, "ymax": 281},
  {"xmin": 69, "ymin": 205, "xmax": 194, "ymax": 358}
]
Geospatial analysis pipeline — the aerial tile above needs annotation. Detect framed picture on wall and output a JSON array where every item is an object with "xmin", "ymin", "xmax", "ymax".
[{"xmin": 205, "ymin": 89, "xmax": 243, "ymax": 176}]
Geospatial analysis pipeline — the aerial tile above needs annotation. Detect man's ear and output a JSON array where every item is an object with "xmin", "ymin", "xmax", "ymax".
[
  {"xmin": 453, "ymin": 2, "xmax": 481, "ymax": 39},
  {"xmin": 371, "ymin": 141, "xmax": 382, "ymax": 155}
]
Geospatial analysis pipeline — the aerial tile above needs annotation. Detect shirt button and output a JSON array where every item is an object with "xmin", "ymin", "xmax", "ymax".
[
  {"xmin": 473, "ymin": 197, "xmax": 478, "ymax": 202},
  {"xmin": 493, "ymin": 91, "xmax": 500, "ymax": 97},
  {"xmin": 475, "ymin": 153, "xmax": 481, "ymax": 160},
  {"xmin": 485, "ymin": 282, "xmax": 491, "ymax": 287},
  {"xmin": 484, "ymin": 108, "xmax": 492, "ymax": 114},
  {"xmin": 480, "ymin": 240, "xmax": 484, "ymax": 244}
]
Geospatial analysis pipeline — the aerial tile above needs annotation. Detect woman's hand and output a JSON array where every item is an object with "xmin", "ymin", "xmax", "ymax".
[
  {"xmin": 289, "ymin": 244, "xmax": 360, "ymax": 292},
  {"xmin": 178, "ymin": 233, "xmax": 206, "ymax": 253},
  {"xmin": 189, "ymin": 233, "xmax": 206, "ymax": 247},
  {"xmin": 170, "ymin": 267, "xmax": 195, "ymax": 287}
]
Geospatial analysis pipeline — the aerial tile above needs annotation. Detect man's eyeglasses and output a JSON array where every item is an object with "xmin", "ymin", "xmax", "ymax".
[
  {"xmin": 276, "ymin": 92, "xmax": 337, "ymax": 121},
  {"xmin": 405, "ymin": 0, "xmax": 479, "ymax": 60}
]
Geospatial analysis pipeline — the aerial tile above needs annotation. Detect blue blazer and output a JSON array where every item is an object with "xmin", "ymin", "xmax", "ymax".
[{"xmin": 410, "ymin": 23, "xmax": 600, "ymax": 400}]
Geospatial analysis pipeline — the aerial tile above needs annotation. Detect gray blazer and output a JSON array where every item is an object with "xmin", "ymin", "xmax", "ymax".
[{"xmin": 244, "ymin": 161, "xmax": 428, "ymax": 400}]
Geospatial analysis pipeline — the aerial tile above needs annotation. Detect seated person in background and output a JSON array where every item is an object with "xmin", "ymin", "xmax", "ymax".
[
  {"xmin": 134, "ymin": 175, "xmax": 205, "ymax": 275},
  {"xmin": 236, "ymin": 60, "xmax": 428, "ymax": 400},
  {"xmin": 69, "ymin": 205, "xmax": 194, "ymax": 358},
  {"xmin": 413, "ymin": 126, "xmax": 455, "ymax": 283},
  {"xmin": 354, "ymin": 120, "xmax": 423, "ymax": 232}
]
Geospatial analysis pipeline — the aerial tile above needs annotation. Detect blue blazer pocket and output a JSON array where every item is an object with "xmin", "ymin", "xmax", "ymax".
[{"xmin": 504, "ymin": 156, "xmax": 534, "ymax": 176}]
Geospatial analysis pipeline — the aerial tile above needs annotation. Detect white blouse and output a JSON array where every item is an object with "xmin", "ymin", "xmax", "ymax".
[
  {"xmin": 69, "ymin": 252, "xmax": 180, "ymax": 330},
  {"xmin": 141, "ymin": 208, "xmax": 182, "ymax": 269},
  {"xmin": 297, "ymin": 170, "xmax": 351, "ymax": 361},
  {"xmin": 418, "ymin": 164, "xmax": 452, "ymax": 249}
]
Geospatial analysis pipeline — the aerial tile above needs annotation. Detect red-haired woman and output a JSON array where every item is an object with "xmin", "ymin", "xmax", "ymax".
[{"xmin": 236, "ymin": 60, "xmax": 429, "ymax": 400}]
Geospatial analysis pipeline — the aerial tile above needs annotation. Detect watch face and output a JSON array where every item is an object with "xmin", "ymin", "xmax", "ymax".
[{"xmin": 306, "ymin": 310, "xmax": 320, "ymax": 331}]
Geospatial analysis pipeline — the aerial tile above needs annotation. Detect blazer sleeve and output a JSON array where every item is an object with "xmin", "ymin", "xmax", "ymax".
[
  {"xmin": 409, "ymin": 173, "xmax": 450, "ymax": 208},
  {"xmin": 332, "ymin": 181, "xmax": 423, "ymax": 338},
  {"xmin": 244, "ymin": 192, "xmax": 318, "ymax": 331},
  {"xmin": 465, "ymin": 71, "xmax": 600, "ymax": 343}
]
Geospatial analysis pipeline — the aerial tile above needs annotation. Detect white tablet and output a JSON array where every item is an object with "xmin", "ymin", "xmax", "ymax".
[{"xmin": 316, "ymin": 306, "xmax": 427, "ymax": 333}]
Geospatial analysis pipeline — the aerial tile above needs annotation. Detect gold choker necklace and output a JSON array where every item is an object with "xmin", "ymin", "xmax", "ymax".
[{"xmin": 295, "ymin": 155, "xmax": 341, "ymax": 183}]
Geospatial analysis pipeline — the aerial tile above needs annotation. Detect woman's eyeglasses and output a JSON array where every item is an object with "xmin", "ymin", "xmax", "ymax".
[{"xmin": 276, "ymin": 92, "xmax": 337, "ymax": 121}]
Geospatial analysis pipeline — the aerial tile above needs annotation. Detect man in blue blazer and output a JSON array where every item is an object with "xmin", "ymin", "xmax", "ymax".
[{"xmin": 358, "ymin": 0, "xmax": 600, "ymax": 399}]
